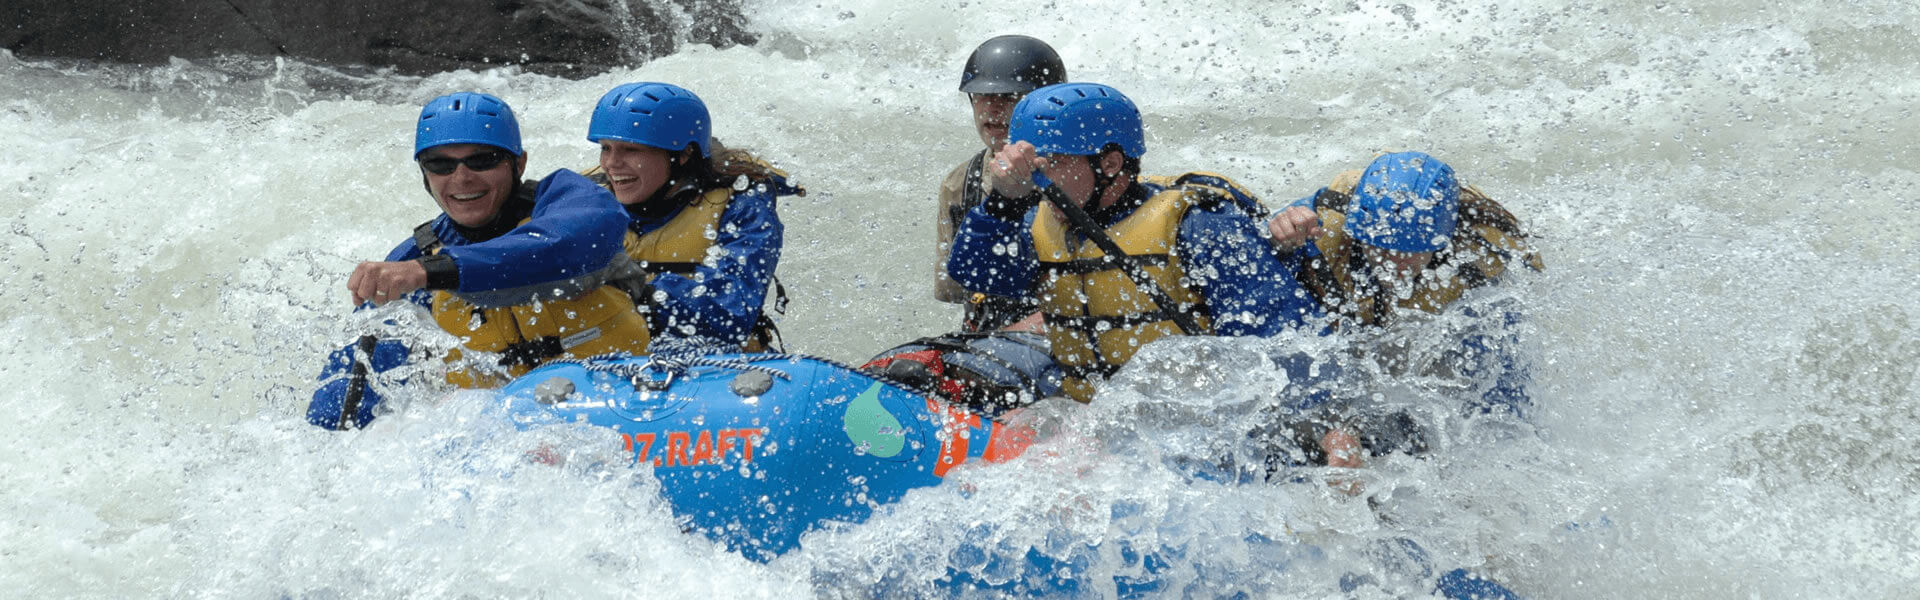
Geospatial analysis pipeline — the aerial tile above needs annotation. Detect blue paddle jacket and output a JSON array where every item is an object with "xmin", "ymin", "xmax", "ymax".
[
  {"xmin": 947, "ymin": 175, "xmax": 1321, "ymax": 339},
  {"xmin": 307, "ymin": 169, "xmax": 627, "ymax": 429},
  {"xmin": 625, "ymin": 176, "xmax": 795, "ymax": 346}
]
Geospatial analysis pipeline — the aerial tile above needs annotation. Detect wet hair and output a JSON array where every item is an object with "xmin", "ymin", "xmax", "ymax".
[{"xmin": 675, "ymin": 137, "xmax": 785, "ymax": 190}]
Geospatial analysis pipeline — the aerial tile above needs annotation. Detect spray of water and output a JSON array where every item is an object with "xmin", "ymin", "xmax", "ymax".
[{"xmin": 3, "ymin": 0, "xmax": 1917, "ymax": 596}]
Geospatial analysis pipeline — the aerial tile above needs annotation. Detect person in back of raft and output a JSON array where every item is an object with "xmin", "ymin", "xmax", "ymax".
[
  {"xmin": 934, "ymin": 35, "xmax": 1067, "ymax": 333},
  {"xmin": 945, "ymin": 82, "xmax": 1321, "ymax": 404},
  {"xmin": 584, "ymin": 82, "xmax": 801, "ymax": 352},
  {"xmin": 307, "ymin": 91, "xmax": 651, "ymax": 430},
  {"xmin": 850, "ymin": 36, "xmax": 1069, "ymax": 422}
]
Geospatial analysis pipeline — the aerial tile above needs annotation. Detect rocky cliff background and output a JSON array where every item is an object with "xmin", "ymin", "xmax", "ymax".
[{"xmin": 2, "ymin": 0, "xmax": 754, "ymax": 77}]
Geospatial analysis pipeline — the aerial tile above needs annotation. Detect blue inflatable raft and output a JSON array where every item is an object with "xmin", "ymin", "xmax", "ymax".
[
  {"xmin": 493, "ymin": 350, "xmax": 1037, "ymax": 562},
  {"xmin": 485, "ymin": 341, "xmax": 1522, "ymax": 599}
]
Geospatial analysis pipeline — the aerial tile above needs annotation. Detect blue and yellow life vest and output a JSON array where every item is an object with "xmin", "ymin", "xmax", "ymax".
[
  {"xmin": 417, "ymin": 222, "xmax": 653, "ymax": 388},
  {"xmin": 1031, "ymin": 179, "xmax": 1224, "ymax": 403},
  {"xmin": 626, "ymin": 187, "xmax": 732, "ymax": 275},
  {"xmin": 1303, "ymin": 170, "xmax": 1545, "ymax": 328},
  {"xmin": 622, "ymin": 184, "xmax": 786, "ymax": 352}
]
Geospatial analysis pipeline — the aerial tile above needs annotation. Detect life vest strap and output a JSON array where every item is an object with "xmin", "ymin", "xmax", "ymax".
[
  {"xmin": 1040, "ymin": 253, "xmax": 1170, "ymax": 276},
  {"xmin": 644, "ymin": 261, "xmax": 701, "ymax": 275},
  {"xmin": 957, "ymin": 151, "xmax": 986, "ymax": 223},
  {"xmin": 749, "ymin": 314, "xmax": 785, "ymax": 353},
  {"xmin": 412, "ymin": 220, "xmax": 443, "ymax": 255},
  {"xmin": 1059, "ymin": 361, "xmax": 1119, "ymax": 380},
  {"xmin": 770, "ymin": 276, "xmax": 789, "ymax": 315},
  {"xmin": 746, "ymin": 276, "xmax": 789, "ymax": 352},
  {"xmin": 498, "ymin": 336, "xmax": 564, "ymax": 367},
  {"xmin": 1165, "ymin": 172, "xmax": 1260, "ymax": 215},
  {"xmin": 1043, "ymin": 310, "xmax": 1190, "ymax": 333}
]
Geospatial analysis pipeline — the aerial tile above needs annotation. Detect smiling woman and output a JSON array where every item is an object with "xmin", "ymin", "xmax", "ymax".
[{"xmin": 581, "ymin": 81, "xmax": 804, "ymax": 353}]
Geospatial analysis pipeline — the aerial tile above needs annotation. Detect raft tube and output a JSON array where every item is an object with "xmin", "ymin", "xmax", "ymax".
[
  {"xmin": 494, "ymin": 352, "xmax": 1034, "ymax": 562},
  {"xmin": 492, "ymin": 350, "xmax": 1523, "ymax": 599}
]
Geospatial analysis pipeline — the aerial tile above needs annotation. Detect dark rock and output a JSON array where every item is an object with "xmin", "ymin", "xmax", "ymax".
[{"xmin": 1, "ymin": 0, "xmax": 755, "ymax": 78}]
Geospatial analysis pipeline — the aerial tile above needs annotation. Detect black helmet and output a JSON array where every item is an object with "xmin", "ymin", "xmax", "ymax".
[{"xmin": 958, "ymin": 35, "xmax": 1067, "ymax": 94}]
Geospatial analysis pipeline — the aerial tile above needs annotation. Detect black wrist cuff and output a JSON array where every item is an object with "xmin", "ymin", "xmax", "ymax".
[
  {"xmin": 419, "ymin": 254, "xmax": 459, "ymax": 290},
  {"xmin": 982, "ymin": 188, "xmax": 1037, "ymax": 221}
]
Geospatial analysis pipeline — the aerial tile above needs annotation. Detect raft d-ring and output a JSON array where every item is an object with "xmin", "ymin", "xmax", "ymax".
[{"xmin": 631, "ymin": 371, "xmax": 675, "ymax": 393}]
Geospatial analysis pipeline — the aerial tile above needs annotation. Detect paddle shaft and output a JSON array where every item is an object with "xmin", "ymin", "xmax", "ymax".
[
  {"xmin": 1038, "ymin": 183, "xmax": 1203, "ymax": 335},
  {"xmin": 337, "ymin": 334, "xmax": 378, "ymax": 430}
]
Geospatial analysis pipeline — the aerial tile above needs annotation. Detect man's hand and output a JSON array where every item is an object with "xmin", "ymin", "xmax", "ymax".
[
  {"xmin": 985, "ymin": 140, "xmax": 1052, "ymax": 199},
  {"xmin": 1266, "ymin": 205, "xmax": 1323, "ymax": 250},
  {"xmin": 977, "ymin": 141, "xmax": 1053, "ymax": 221},
  {"xmin": 349, "ymin": 260, "xmax": 429, "ymax": 306}
]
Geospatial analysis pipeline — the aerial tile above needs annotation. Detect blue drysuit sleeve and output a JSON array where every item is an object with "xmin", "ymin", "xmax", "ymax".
[
  {"xmin": 307, "ymin": 335, "xmax": 416, "ymax": 429},
  {"xmin": 436, "ymin": 169, "xmax": 627, "ymax": 298},
  {"xmin": 648, "ymin": 181, "xmax": 786, "ymax": 346},
  {"xmin": 308, "ymin": 237, "xmax": 435, "ymax": 429},
  {"xmin": 1178, "ymin": 202, "xmax": 1322, "ymax": 336},
  {"xmin": 946, "ymin": 203, "xmax": 1039, "ymax": 298},
  {"xmin": 1453, "ymin": 301, "xmax": 1533, "ymax": 417}
]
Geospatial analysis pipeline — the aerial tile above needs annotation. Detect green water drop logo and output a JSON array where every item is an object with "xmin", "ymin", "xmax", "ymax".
[{"xmin": 842, "ymin": 382, "xmax": 904, "ymax": 458}]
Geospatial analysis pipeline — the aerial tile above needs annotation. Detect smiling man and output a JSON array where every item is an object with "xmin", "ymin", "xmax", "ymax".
[
  {"xmin": 946, "ymin": 83, "xmax": 1321, "ymax": 403},
  {"xmin": 308, "ymin": 91, "xmax": 653, "ymax": 430}
]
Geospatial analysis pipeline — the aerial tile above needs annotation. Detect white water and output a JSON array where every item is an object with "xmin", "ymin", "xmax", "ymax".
[{"xmin": 3, "ymin": 0, "xmax": 1917, "ymax": 597}]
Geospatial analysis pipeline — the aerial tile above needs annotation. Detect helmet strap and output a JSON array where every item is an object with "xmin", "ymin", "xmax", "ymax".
[
  {"xmin": 641, "ymin": 147, "xmax": 709, "ymax": 209},
  {"xmin": 1086, "ymin": 146, "xmax": 1137, "ymax": 208}
]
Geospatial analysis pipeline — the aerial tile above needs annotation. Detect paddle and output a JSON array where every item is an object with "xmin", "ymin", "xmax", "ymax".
[
  {"xmin": 1035, "ymin": 179, "xmax": 1203, "ymax": 335},
  {"xmin": 336, "ymin": 334, "xmax": 379, "ymax": 430}
]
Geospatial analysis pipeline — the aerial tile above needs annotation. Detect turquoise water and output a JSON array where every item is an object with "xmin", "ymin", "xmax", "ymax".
[{"xmin": 2, "ymin": 0, "xmax": 1916, "ymax": 596}]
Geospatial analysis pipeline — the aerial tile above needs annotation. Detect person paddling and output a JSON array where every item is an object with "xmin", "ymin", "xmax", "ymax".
[
  {"xmin": 1258, "ymin": 152, "xmax": 1546, "ymax": 477},
  {"xmin": 308, "ymin": 92, "xmax": 649, "ymax": 430},
  {"xmin": 945, "ymin": 82, "xmax": 1320, "ymax": 403},
  {"xmin": 1269, "ymin": 151, "xmax": 1544, "ymax": 415}
]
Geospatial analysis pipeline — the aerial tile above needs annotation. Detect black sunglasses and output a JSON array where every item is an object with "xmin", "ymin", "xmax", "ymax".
[{"xmin": 418, "ymin": 150, "xmax": 512, "ymax": 175}]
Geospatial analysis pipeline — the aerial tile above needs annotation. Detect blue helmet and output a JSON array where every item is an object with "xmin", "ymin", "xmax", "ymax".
[
  {"xmin": 587, "ymin": 82, "xmax": 712, "ymax": 157},
  {"xmin": 1008, "ymin": 82, "xmax": 1146, "ymax": 158},
  {"xmin": 1346, "ymin": 152, "xmax": 1460, "ymax": 253},
  {"xmin": 413, "ymin": 92, "xmax": 523, "ymax": 157}
]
